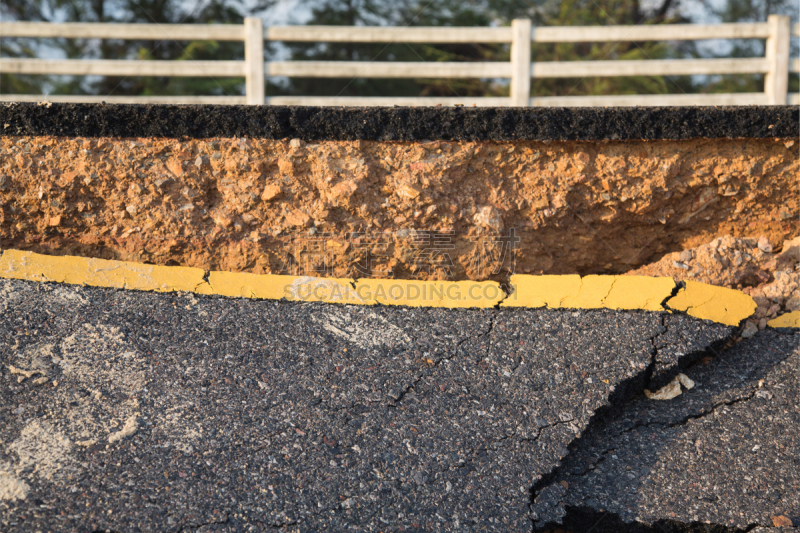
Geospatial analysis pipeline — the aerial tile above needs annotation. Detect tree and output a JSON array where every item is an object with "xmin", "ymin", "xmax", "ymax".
[
  {"xmin": 2, "ymin": 0, "xmax": 796, "ymax": 100},
  {"xmin": 275, "ymin": 0, "xmax": 694, "ymax": 100},
  {"xmin": 276, "ymin": 0, "xmax": 511, "ymax": 99},
  {"xmin": 280, "ymin": 0, "xmax": 797, "ymax": 100},
  {"xmin": 698, "ymin": 0, "xmax": 799, "ymax": 95},
  {"xmin": 0, "ymin": 0, "xmax": 275, "ymax": 98}
]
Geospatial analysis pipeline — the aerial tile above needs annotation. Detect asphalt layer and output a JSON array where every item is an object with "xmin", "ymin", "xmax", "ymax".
[
  {"xmin": 0, "ymin": 278, "xmax": 743, "ymax": 532},
  {"xmin": 1, "ymin": 103, "xmax": 797, "ymax": 140},
  {"xmin": 532, "ymin": 329, "xmax": 799, "ymax": 533},
  {"xmin": 648, "ymin": 314, "xmax": 734, "ymax": 390}
]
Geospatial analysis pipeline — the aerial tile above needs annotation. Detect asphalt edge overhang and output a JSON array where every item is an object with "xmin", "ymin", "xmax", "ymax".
[{"xmin": 1, "ymin": 103, "xmax": 798, "ymax": 140}]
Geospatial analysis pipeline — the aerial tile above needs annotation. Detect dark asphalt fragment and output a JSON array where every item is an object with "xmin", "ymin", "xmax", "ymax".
[
  {"xmin": 532, "ymin": 329, "xmax": 799, "ymax": 533},
  {"xmin": 0, "ymin": 278, "xmax": 740, "ymax": 532},
  {"xmin": 0, "ymin": 102, "xmax": 797, "ymax": 140}
]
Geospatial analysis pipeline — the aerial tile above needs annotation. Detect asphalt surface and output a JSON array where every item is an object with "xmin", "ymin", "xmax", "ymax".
[
  {"xmin": 532, "ymin": 329, "xmax": 799, "ymax": 533},
  {"xmin": 1, "ymin": 277, "xmax": 785, "ymax": 533},
  {"xmin": 1, "ymin": 102, "xmax": 797, "ymax": 140}
]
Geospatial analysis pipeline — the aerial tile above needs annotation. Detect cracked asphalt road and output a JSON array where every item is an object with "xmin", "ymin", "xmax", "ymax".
[
  {"xmin": 2, "ymin": 277, "xmax": 787, "ymax": 533},
  {"xmin": 532, "ymin": 329, "xmax": 799, "ymax": 533}
]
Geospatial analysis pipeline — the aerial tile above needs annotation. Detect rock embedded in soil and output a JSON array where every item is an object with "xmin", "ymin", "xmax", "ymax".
[
  {"xmin": 0, "ymin": 136, "xmax": 796, "ymax": 282},
  {"xmin": 630, "ymin": 235, "xmax": 800, "ymax": 331}
]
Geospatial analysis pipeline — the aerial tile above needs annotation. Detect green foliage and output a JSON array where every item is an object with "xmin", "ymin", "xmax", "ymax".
[
  {"xmin": 277, "ymin": 0, "xmax": 509, "ymax": 98},
  {"xmin": 697, "ymin": 0, "xmax": 798, "ymax": 94},
  {"xmin": 0, "ymin": 0, "xmax": 274, "ymax": 97},
  {"xmin": 524, "ymin": 0, "xmax": 694, "ymax": 97},
  {"xmin": 1, "ymin": 0, "xmax": 797, "ymax": 99},
  {"xmin": 274, "ymin": 0, "xmax": 766, "ymax": 100}
]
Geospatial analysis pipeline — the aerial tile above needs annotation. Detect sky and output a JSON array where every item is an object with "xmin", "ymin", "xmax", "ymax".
[
  {"xmin": 3, "ymin": 0, "xmax": 797, "ymax": 95},
  {"xmin": 266, "ymin": 0, "xmax": 312, "ymax": 25}
]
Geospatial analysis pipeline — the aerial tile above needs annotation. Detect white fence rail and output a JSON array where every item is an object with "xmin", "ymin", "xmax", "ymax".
[{"xmin": 0, "ymin": 16, "xmax": 797, "ymax": 106}]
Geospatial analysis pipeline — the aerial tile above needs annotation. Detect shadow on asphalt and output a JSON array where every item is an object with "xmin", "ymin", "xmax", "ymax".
[{"xmin": 533, "ymin": 328, "xmax": 798, "ymax": 533}]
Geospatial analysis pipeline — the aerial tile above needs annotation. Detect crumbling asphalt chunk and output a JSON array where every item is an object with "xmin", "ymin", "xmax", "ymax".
[
  {"xmin": 0, "ymin": 278, "xmax": 756, "ymax": 532},
  {"xmin": 532, "ymin": 329, "xmax": 799, "ymax": 533}
]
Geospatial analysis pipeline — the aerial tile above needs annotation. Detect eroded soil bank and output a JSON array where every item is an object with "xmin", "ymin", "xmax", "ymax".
[{"xmin": 0, "ymin": 136, "xmax": 797, "ymax": 281}]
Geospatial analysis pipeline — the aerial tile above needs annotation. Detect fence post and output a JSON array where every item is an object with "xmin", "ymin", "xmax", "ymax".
[
  {"xmin": 244, "ymin": 17, "xmax": 265, "ymax": 105},
  {"xmin": 510, "ymin": 19, "xmax": 531, "ymax": 107},
  {"xmin": 765, "ymin": 14, "xmax": 790, "ymax": 105}
]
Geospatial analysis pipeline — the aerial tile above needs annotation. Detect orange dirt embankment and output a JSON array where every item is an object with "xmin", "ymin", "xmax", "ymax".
[{"xmin": 0, "ymin": 136, "xmax": 797, "ymax": 282}]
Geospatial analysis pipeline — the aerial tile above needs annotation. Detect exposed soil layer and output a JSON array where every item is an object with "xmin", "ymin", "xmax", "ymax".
[
  {"xmin": 2, "ymin": 102, "xmax": 798, "ymax": 140},
  {"xmin": 630, "ymin": 235, "xmax": 800, "ymax": 334},
  {"xmin": 0, "ymin": 136, "xmax": 797, "ymax": 282}
]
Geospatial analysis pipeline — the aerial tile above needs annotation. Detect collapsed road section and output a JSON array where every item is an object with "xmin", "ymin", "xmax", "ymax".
[
  {"xmin": 0, "ymin": 253, "xmax": 795, "ymax": 532},
  {"xmin": 0, "ymin": 103, "xmax": 798, "ymax": 532},
  {"xmin": 0, "ymin": 269, "xmax": 797, "ymax": 532}
]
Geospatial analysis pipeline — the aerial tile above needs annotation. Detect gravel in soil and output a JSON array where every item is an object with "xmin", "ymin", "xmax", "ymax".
[{"xmin": 1, "ymin": 136, "xmax": 796, "ymax": 281}]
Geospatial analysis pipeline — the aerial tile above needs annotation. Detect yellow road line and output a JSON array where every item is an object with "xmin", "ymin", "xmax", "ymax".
[
  {"xmin": 0, "ymin": 249, "xmax": 776, "ymax": 328},
  {"xmin": 767, "ymin": 311, "xmax": 800, "ymax": 329},
  {"xmin": 207, "ymin": 271, "xmax": 368, "ymax": 305},
  {"xmin": 502, "ymin": 274, "xmax": 675, "ymax": 311},
  {"xmin": 353, "ymin": 279, "xmax": 503, "ymax": 308},
  {"xmin": 0, "ymin": 249, "xmax": 206, "ymax": 292},
  {"xmin": 665, "ymin": 280, "xmax": 757, "ymax": 327}
]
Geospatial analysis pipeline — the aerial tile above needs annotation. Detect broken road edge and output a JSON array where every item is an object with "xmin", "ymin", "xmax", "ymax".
[{"xmin": 0, "ymin": 248, "xmax": 796, "ymax": 329}]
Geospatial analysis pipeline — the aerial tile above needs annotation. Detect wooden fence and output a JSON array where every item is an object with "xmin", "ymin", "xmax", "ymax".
[{"xmin": 0, "ymin": 16, "xmax": 798, "ymax": 106}]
